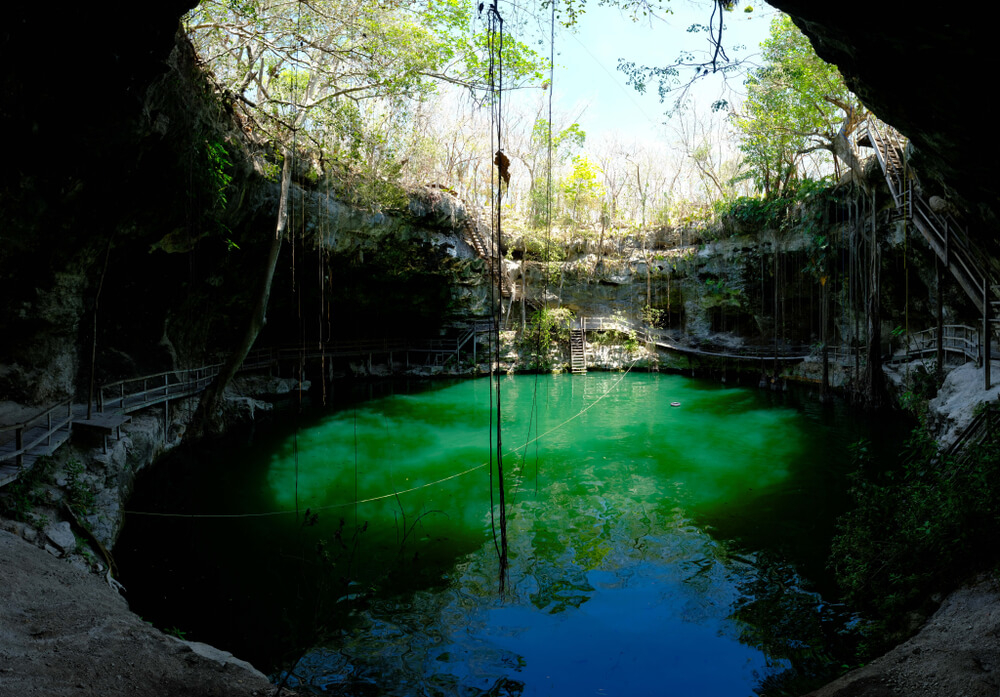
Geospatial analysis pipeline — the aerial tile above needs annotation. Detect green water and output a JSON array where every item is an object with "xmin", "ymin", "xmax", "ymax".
[{"xmin": 118, "ymin": 373, "xmax": 900, "ymax": 696}]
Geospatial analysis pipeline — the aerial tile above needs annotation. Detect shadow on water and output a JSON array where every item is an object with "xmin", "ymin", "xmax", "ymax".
[{"xmin": 116, "ymin": 373, "xmax": 909, "ymax": 696}]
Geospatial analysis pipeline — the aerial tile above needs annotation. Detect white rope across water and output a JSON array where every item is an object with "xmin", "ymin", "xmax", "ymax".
[{"xmin": 125, "ymin": 360, "xmax": 642, "ymax": 520}]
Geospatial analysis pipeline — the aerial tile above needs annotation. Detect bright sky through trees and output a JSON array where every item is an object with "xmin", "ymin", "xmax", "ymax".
[{"xmin": 545, "ymin": 0, "xmax": 779, "ymax": 140}]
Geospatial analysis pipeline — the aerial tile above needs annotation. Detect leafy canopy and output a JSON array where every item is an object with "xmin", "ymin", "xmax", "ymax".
[
  {"xmin": 561, "ymin": 154, "xmax": 606, "ymax": 225},
  {"xmin": 731, "ymin": 14, "xmax": 865, "ymax": 196},
  {"xmin": 186, "ymin": 0, "xmax": 547, "ymax": 151}
]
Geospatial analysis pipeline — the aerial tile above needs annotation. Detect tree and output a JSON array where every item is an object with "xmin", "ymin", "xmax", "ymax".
[
  {"xmin": 561, "ymin": 154, "xmax": 606, "ymax": 228},
  {"xmin": 524, "ymin": 118, "xmax": 586, "ymax": 228},
  {"xmin": 673, "ymin": 104, "xmax": 744, "ymax": 204},
  {"xmin": 731, "ymin": 13, "xmax": 866, "ymax": 196},
  {"xmin": 185, "ymin": 0, "xmax": 545, "ymax": 431}
]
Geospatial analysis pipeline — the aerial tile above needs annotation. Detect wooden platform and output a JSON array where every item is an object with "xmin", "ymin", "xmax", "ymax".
[{"xmin": 74, "ymin": 412, "xmax": 131, "ymax": 435}]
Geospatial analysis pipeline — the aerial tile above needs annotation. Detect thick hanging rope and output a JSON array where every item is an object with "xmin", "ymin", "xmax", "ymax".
[
  {"xmin": 904, "ymin": 155, "xmax": 910, "ymax": 377},
  {"xmin": 486, "ymin": 0, "xmax": 509, "ymax": 594}
]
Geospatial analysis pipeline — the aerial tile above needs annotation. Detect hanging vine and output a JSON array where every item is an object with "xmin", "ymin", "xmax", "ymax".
[{"xmin": 485, "ymin": 0, "xmax": 509, "ymax": 594}]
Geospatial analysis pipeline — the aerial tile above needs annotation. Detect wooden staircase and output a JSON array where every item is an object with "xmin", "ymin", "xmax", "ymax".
[
  {"xmin": 857, "ymin": 117, "xmax": 999, "ymax": 386},
  {"xmin": 570, "ymin": 328, "xmax": 587, "ymax": 374},
  {"xmin": 943, "ymin": 402, "xmax": 1000, "ymax": 470},
  {"xmin": 460, "ymin": 216, "xmax": 513, "ymax": 299}
]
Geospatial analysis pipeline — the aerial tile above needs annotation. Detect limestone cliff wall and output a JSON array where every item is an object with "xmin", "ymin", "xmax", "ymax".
[{"xmin": 0, "ymin": 30, "xmax": 492, "ymax": 407}]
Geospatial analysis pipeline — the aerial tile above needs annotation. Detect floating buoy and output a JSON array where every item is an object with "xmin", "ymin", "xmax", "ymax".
[{"xmin": 671, "ymin": 401, "xmax": 681, "ymax": 407}]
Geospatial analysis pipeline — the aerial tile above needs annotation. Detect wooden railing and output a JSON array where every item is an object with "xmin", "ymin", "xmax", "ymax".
[
  {"xmin": 944, "ymin": 402, "xmax": 1000, "ymax": 470},
  {"xmin": 896, "ymin": 325, "xmax": 979, "ymax": 364},
  {"xmin": 98, "ymin": 365, "xmax": 221, "ymax": 414},
  {"xmin": 858, "ymin": 116, "xmax": 998, "ymax": 388},
  {"xmin": 825, "ymin": 344, "xmax": 867, "ymax": 368},
  {"xmin": 578, "ymin": 316, "xmax": 811, "ymax": 360},
  {"xmin": 858, "ymin": 117, "xmax": 997, "ymax": 314},
  {"xmin": 580, "ymin": 316, "xmax": 636, "ymax": 334},
  {"xmin": 0, "ymin": 400, "xmax": 73, "ymax": 468}
]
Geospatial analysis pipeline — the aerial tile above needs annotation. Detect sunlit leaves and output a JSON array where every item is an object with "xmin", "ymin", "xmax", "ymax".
[
  {"xmin": 185, "ymin": 0, "xmax": 547, "ymax": 209},
  {"xmin": 561, "ymin": 154, "xmax": 606, "ymax": 225},
  {"xmin": 731, "ymin": 14, "xmax": 864, "ymax": 196},
  {"xmin": 186, "ymin": 0, "xmax": 547, "ymax": 142}
]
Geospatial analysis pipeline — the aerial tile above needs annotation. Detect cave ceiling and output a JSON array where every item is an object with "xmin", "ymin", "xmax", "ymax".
[{"xmin": 766, "ymin": 1, "xmax": 994, "ymax": 221}]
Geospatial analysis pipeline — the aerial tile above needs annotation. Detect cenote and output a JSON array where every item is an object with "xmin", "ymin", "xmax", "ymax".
[{"xmin": 117, "ymin": 373, "xmax": 906, "ymax": 696}]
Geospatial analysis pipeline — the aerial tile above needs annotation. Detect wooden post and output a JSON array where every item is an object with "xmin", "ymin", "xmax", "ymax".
[
  {"xmin": 936, "ymin": 257, "xmax": 944, "ymax": 377},
  {"xmin": 985, "ymin": 278, "xmax": 991, "ymax": 391},
  {"xmin": 164, "ymin": 400, "xmax": 169, "ymax": 444},
  {"xmin": 944, "ymin": 221, "xmax": 950, "ymax": 269},
  {"xmin": 15, "ymin": 425, "xmax": 23, "ymax": 468}
]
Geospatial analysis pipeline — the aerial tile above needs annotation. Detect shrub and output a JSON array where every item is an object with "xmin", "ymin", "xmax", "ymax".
[
  {"xmin": 520, "ymin": 307, "xmax": 574, "ymax": 369},
  {"xmin": 830, "ymin": 423, "xmax": 1000, "ymax": 656}
]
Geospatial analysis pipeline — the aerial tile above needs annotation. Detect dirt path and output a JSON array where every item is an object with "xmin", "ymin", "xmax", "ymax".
[{"xmin": 0, "ymin": 530, "xmax": 280, "ymax": 696}]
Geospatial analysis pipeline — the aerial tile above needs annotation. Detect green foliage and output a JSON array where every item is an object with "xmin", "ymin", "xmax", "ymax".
[
  {"xmin": 641, "ymin": 304, "xmax": 665, "ymax": 328},
  {"xmin": 732, "ymin": 14, "xmax": 863, "ymax": 196},
  {"xmin": 0, "ymin": 457, "xmax": 53, "ymax": 524},
  {"xmin": 548, "ymin": 0, "xmax": 673, "ymax": 29},
  {"xmin": 187, "ymin": 0, "xmax": 546, "ymax": 142},
  {"xmin": 719, "ymin": 194, "xmax": 791, "ymax": 230},
  {"xmin": 188, "ymin": 0, "xmax": 549, "ymax": 215},
  {"xmin": 204, "ymin": 139, "xmax": 233, "ymax": 210},
  {"xmin": 591, "ymin": 310, "xmax": 640, "ymax": 354},
  {"xmin": 64, "ymin": 459, "xmax": 95, "ymax": 516},
  {"xmin": 898, "ymin": 364, "xmax": 942, "ymax": 414},
  {"xmin": 527, "ymin": 120, "xmax": 586, "ymax": 228},
  {"xmin": 561, "ymin": 155, "xmax": 606, "ymax": 226},
  {"xmin": 830, "ymin": 426, "xmax": 1000, "ymax": 657},
  {"xmin": 716, "ymin": 176, "xmax": 836, "ymax": 236},
  {"xmin": 516, "ymin": 229, "xmax": 566, "ymax": 262},
  {"xmin": 521, "ymin": 306, "xmax": 574, "ymax": 368}
]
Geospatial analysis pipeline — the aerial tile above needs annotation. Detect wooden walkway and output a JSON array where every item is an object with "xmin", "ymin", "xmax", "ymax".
[
  {"xmin": 0, "ymin": 401, "xmax": 75, "ymax": 487},
  {"xmin": 890, "ymin": 325, "xmax": 982, "ymax": 365},
  {"xmin": 0, "ymin": 325, "xmax": 496, "ymax": 487},
  {"xmin": 0, "ymin": 364, "xmax": 226, "ymax": 487},
  {"xmin": 579, "ymin": 316, "xmax": 812, "ymax": 363}
]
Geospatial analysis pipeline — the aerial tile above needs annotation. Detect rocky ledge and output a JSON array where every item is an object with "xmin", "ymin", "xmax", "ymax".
[
  {"xmin": 0, "ymin": 529, "xmax": 277, "ymax": 697},
  {"xmin": 805, "ymin": 575, "xmax": 1000, "ymax": 697}
]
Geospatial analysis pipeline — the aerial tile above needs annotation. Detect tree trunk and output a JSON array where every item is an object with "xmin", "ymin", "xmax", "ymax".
[
  {"xmin": 832, "ymin": 126, "xmax": 866, "ymax": 184},
  {"xmin": 191, "ymin": 148, "xmax": 293, "ymax": 436}
]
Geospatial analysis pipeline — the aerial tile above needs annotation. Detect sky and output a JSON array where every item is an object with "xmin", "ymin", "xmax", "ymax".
[{"xmin": 500, "ymin": 0, "xmax": 780, "ymax": 142}]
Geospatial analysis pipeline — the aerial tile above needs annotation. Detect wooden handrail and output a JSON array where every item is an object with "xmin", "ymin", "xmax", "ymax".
[
  {"xmin": 0, "ymin": 399, "xmax": 73, "ymax": 465},
  {"xmin": 944, "ymin": 403, "xmax": 1000, "ymax": 469},
  {"xmin": 860, "ymin": 116, "xmax": 997, "ymax": 318}
]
